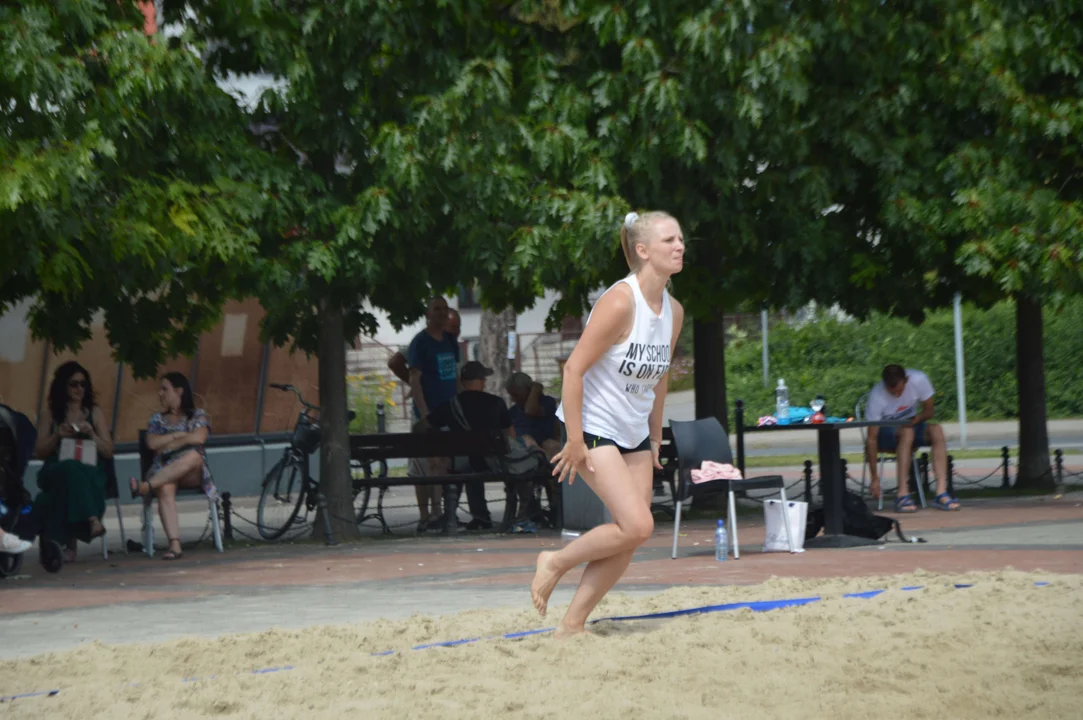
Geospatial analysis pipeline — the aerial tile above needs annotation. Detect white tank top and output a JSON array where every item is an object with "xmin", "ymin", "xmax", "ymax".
[{"xmin": 557, "ymin": 275, "xmax": 673, "ymax": 448}]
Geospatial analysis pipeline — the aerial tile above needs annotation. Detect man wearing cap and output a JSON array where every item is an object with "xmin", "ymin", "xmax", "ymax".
[{"xmin": 426, "ymin": 361, "xmax": 513, "ymax": 530}]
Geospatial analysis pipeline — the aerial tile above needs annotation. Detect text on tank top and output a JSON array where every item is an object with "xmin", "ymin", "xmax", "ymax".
[{"xmin": 556, "ymin": 275, "xmax": 673, "ymax": 448}]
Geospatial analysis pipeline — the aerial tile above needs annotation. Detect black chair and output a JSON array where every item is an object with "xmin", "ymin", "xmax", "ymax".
[{"xmin": 669, "ymin": 418, "xmax": 796, "ymax": 559}]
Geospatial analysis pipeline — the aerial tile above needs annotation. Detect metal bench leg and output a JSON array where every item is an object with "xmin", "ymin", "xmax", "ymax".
[
  {"xmin": 356, "ymin": 488, "xmax": 391, "ymax": 534},
  {"xmin": 728, "ymin": 490, "xmax": 739, "ymax": 559},
  {"xmin": 444, "ymin": 484, "xmax": 460, "ymax": 534},
  {"xmin": 357, "ymin": 486, "xmax": 391, "ymax": 535},
  {"xmin": 209, "ymin": 496, "xmax": 224, "ymax": 552},
  {"xmin": 375, "ymin": 487, "xmax": 391, "ymax": 535},
  {"xmin": 500, "ymin": 482, "xmax": 515, "ymax": 531}
]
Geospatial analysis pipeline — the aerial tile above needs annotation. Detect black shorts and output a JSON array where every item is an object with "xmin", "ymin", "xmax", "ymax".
[{"xmin": 582, "ymin": 431, "xmax": 651, "ymax": 455}]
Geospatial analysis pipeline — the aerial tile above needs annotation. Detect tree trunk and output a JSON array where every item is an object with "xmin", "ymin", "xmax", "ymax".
[
  {"xmin": 479, "ymin": 307, "xmax": 516, "ymax": 396},
  {"xmin": 1014, "ymin": 295, "xmax": 1054, "ymax": 490},
  {"xmin": 692, "ymin": 312, "xmax": 728, "ymax": 512},
  {"xmin": 315, "ymin": 301, "xmax": 359, "ymax": 539},
  {"xmin": 693, "ymin": 313, "xmax": 728, "ymax": 430}
]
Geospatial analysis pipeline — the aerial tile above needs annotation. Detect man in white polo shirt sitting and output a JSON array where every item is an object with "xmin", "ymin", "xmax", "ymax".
[{"xmin": 864, "ymin": 364, "xmax": 960, "ymax": 513}]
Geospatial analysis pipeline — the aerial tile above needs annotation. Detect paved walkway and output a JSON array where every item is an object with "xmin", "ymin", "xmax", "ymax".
[{"xmin": 2, "ymin": 491, "xmax": 1080, "ymax": 660}]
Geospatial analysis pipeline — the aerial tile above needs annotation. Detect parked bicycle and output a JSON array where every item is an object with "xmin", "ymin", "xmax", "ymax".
[{"xmin": 257, "ymin": 383, "xmax": 359, "ymax": 541}]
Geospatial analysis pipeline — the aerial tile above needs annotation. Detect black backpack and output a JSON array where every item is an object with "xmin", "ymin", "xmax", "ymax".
[{"xmin": 805, "ymin": 490, "xmax": 925, "ymax": 544}]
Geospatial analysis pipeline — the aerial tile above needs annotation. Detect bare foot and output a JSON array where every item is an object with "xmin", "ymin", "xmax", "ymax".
[
  {"xmin": 530, "ymin": 551, "xmax": 563, "ymax": 617},
  {"xmin": 554, "ymin": 625, "xmax": 593, "ymax": 639},
  {"xmin": 89, "ymin": 517, "xmax": 106, "ymax": 539}
]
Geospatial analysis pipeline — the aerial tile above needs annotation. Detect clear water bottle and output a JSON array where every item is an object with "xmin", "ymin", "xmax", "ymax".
[
  {"xmin": 775, "ymin": 378, "xmax": 790, "ymax": 425},
  {"xmin": 560, "ymin": 529, "xmax": 581, "ymax": 547},
  {"xmin": 715, "ymin": 519, "xmax": 728, "ymax": 562}
]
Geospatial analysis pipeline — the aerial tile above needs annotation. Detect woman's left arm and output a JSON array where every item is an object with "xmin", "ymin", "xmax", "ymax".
[
  {"xmin": 89, "ymin": 407, "xmax": 114, "ymax": 459},
  {"xmin": 647, "ymin": 299, "xmax": 684, "ymax": 469},
  {"xmin": 184, "ymin": 410, "xmax": 210, "ymax": 447}
]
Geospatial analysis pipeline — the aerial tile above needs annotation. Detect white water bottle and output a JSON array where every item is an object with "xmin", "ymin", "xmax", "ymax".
[
  {"xmin": 775, "ymin": 378, "xmax": 790, "ymax": 425},
  {"xmin": 715, "ymin": 519, "xmax": 728, "ymax": 562}
]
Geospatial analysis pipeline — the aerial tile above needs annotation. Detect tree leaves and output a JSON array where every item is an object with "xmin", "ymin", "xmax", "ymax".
[{"xmin": 1, "ymin": 1, "xmax": 275, "ymax": 376}]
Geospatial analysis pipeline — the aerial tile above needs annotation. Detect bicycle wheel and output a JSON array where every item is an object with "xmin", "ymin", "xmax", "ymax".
[{"xmin": 257, "ymin": 456, "xmax": 307, "ymax": 540}]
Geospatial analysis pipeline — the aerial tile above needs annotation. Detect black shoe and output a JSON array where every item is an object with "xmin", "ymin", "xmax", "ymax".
[
  {"xmin": 416, "ymin": 521, "xmax": 429, "ymax": 534},
  {"xmin": 466, "ymin": 518, "xmax": 493, "ymax": 531},
  {"xmin": 426, "ymin": 516, "xmax": 445, "ymax": 531}
]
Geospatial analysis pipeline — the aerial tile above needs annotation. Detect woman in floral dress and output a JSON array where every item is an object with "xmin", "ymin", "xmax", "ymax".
[{"xmin": 130, "ymin": 372, "xmax": 215, "ymax": 560}]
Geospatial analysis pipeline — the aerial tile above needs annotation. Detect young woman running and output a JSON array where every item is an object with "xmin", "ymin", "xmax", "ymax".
[{"xmin": 531, "ymin": 210, "xmax": 685, "ymax": 636}]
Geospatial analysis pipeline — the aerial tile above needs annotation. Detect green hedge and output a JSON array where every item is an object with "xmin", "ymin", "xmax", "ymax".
[{"xmin": 685, "ymin": 300, "xmax": 1083, "ymax": 423}]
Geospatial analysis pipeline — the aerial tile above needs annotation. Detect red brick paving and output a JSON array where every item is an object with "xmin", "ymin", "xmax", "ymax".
[
  {"xmin": 1, "ymin": 496, "xmax": 1079, "ymax": 615},
  {"xmin": 0, "ymin": 589, "xmax": 207, "ymax": 615}
]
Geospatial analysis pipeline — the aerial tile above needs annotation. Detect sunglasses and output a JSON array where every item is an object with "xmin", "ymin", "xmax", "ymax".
[{"xmin": 68, "ymin": 380, "xmax": 87, "ymax": 389}]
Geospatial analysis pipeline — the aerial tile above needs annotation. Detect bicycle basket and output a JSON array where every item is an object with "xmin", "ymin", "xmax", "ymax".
[{"xmin": 292, "ymin": 416, "xmax": 322, "ymax": 455}]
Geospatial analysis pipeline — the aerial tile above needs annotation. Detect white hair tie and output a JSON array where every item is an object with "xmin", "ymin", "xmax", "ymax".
[{"xmin": 624, "ymin": 212, "xmax": 639, "ymax": 228}]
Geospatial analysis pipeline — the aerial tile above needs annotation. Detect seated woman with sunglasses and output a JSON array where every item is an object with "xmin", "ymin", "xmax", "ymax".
[
  {"xmin": 129, "ymin": 372, "xmax": 214, "ymax": 560},
  {"xmin": 34, "ymin": 361, "xmax": 114, "ymax": 563}
]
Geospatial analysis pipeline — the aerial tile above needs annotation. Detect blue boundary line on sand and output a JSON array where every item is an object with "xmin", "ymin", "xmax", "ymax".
[{"xmin": 0, "ymin": 581, "xmax": 1051, "ymax": 702}]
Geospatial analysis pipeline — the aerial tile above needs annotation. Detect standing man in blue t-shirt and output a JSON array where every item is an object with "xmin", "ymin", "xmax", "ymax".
[{"xmin": 406, "ymin": 296, "xmax": 460, "ymax": 531}]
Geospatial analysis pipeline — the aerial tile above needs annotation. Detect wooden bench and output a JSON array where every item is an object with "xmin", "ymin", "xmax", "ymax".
[{"xmin": 350, "ymin": 430, "xmax": 558, "ymax": 534}]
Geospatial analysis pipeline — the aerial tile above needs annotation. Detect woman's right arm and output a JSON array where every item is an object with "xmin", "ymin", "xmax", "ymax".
[
  {"xmin": 34, "ymin": 420, "xmax": 70, "ymax": 459},
  {"xmin": 552, "ymin": 285, "xmax": 634, "ymax": 483}
]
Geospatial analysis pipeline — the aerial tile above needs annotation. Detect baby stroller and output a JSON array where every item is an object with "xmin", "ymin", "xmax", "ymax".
[{"xmin": 0, "ymin": 404, "xmax": 63, "ymax": 578}]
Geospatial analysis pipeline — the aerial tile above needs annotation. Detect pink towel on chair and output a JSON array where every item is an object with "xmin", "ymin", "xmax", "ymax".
[{"xmin": 690, "ymin": 461, "xmax": 744, "ymax": 484}]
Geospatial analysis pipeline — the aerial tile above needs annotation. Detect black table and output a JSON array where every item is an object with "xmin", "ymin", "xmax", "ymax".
[{"xmin": 738, "ymin": 417, "xmax": 906, "ymax": 548}]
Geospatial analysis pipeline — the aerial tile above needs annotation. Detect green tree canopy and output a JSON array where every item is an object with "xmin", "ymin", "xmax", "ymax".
[
  {"xmin": 1, "ymin": 1, "xmax": 274, "ymax": 377},
  {"xmin": 167, "ymin": 0, "xmax": 634, "ymax": 533},
  {"xmin": 823, "ymin": 0, "xmax": 1083, "ymax": 486}
]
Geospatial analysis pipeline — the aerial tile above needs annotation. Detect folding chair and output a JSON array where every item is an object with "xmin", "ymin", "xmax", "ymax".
[
  {"xmin": 101, "ymin": 457, "xmax": 128, "ymax": 559},
  {"xmin": 669, "ymin": 418, "xmax": 795, "ymax": 559},
  {"xmin": 137, "ymin": 431, "xmax": 223, "ymax": 557},
  {"xmin": 855, "ymin": 394, "xmax": 927, "ymax": 510}
]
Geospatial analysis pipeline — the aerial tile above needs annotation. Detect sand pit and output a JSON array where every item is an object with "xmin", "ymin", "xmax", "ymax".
[{"xmin": 3, "ymin": 570, "xmax": 1082, "ymax": 719}]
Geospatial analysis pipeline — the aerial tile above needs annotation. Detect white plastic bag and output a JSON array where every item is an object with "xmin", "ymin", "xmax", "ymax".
[{"xmin": 763, "ymin": 499, "xmax": 807, "ymax": 553}]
